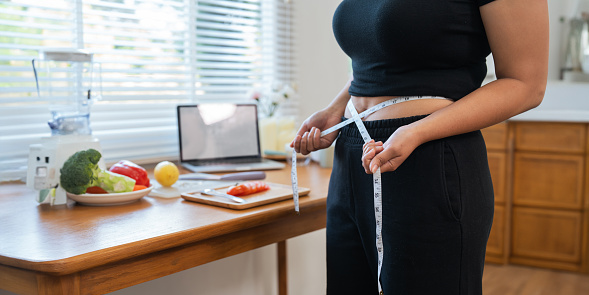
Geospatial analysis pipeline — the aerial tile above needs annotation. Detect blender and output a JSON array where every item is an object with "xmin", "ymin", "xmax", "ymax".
[{"xmin": 26, "ymin": 49, "xmax": 104, "ymax": 205}]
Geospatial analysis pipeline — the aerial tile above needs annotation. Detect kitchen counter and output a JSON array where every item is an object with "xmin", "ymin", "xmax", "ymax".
[{"xmin": 511, "ymin": 81, "xmax": 589, "ymax": 122}]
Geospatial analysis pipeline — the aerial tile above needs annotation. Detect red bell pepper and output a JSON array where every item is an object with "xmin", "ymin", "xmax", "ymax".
[{"xmin": 109, "ymin": 160, "xmax": 150, "ymax": 187}]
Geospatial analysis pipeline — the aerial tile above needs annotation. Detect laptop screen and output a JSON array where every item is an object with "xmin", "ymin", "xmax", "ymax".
[{"xmin": 177, "ymin": 104, "xmax": 261, "ymax": 162}]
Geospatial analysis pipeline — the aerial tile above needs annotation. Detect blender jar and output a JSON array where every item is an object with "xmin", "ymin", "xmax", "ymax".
[{"xmin": 32, "ymin": 49, "xmax": 101, "ymax": 135}]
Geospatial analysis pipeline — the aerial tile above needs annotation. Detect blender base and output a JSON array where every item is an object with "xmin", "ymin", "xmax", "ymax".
[{"xmin": 26, "ymin": 135, "xmax": 105, "ymax": 205}]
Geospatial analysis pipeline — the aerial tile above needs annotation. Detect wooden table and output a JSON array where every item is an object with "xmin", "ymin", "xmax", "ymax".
[{"xmin": 0, "ymin": 163, "xmax": 331, "ymax": 295}]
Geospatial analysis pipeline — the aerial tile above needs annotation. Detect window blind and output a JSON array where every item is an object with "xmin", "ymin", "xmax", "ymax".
[{"xmin": 0, "ymin": 0, "xmax": 296, "ymax": 182}]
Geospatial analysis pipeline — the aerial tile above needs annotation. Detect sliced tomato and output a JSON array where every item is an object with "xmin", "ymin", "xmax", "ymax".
[
  {"xmin": 227, "ymin": 181, "xmax": 270, "ymax": 196},
  {"xmin": 86, "ymin": 186, "xmax": 108, "ymax": 194}
]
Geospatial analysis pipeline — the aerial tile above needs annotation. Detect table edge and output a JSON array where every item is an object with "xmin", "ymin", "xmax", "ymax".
[{"xmin": 0, "ymin": 198, "xmax": 326, "ymax": 275}]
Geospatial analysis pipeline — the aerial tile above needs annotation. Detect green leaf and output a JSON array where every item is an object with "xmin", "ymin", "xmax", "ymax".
[{"xmin": 38, "ymin": 189, "xmax": 50, "ymax": 203}]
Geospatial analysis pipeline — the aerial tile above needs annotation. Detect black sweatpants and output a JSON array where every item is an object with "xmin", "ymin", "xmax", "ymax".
[{"xmin": 326, "ymin": 115, "xmax": 494, "ymax": 295}]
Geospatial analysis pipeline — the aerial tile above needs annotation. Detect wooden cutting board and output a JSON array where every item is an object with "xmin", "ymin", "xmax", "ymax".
[
  {"xmin": 148, "ymin": 180, "xmax": 235, "ymax": 198},
  {"xmin": 180, "ymin": 182, "xmax": 310, "ymax": 210}
]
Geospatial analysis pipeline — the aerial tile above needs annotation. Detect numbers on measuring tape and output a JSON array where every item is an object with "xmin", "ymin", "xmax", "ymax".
[
  {"xmin": 292, "ymin": 150, "xmax": 299, "ymax": 213},
  {"xmin": 320, "ymin": 95, "xmax": 443, "ymax": 137},
  {"xmin": 290, "ymin": 95, "xmax": 450, "ymax": 293},
  {"xmin": 346, "ymin": 99, "xmax": 385, "ymax": 293}
]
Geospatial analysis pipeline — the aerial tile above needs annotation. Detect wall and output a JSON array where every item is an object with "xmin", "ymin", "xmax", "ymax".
[
  {"xmin": 548, "ymin": 0, "xmax": 576, "ymax": 80},
  {"xmin": 0, "ymin": 1, "xmax": 577, "ymax": 295},
  {"xmin": 115, "ymin": 0, "xmax": 347, "ymax": 293},
  {"xmin": 108, "ymin": 2, "xmax": 343, "ymax": 295},
  {"xmin": 294, "ymin": 1, "xmax": 350, "ymax": 120}
]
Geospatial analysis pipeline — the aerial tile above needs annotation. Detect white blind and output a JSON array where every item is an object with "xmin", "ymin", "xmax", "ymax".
[{"xmin": 0, "ymin": 0, "xmax": 296, "ymax": 182}]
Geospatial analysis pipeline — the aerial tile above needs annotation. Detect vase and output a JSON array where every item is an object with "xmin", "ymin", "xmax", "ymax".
[{"xmin": 258, "ymin": 116, "xmax": 296, "ymax": 155}]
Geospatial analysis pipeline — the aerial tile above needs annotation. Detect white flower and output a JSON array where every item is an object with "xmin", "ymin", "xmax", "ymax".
[
  {"xmin": 281, "ymin": 84, "xmax": 296, "ymax": 99},
  {"xmin": 252, "ymin": 80, "xmax": 296, "ymax": 117}
]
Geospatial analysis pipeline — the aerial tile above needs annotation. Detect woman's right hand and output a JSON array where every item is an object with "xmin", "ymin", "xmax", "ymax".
[{"xmin": 291, "ymin": 108, "xmax": 341, "ymax": 155}]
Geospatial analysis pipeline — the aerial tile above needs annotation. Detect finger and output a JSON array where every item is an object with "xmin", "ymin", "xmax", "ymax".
[
  {"xmin": 381, "ymin": 159, "xmax": 399, "ymax": 173},
  {"xmin": 366, "ymin": 142, "xmax": 384, "ymax": 153},
  {"xmin": 363, "ymin": 140, "xmax": 375, "ymax": 154},
  {"xmin": 295, "ymin": 122, "xmax": 310, "ymax": 138},
  {"xmin": 305, "ymin": 128, "xmax": 316, "ymax": 153},
  {"xmin": 362, "ymin": 145, "xmax": 384, "ymax": 173},
  {"xmin": 362, "ymin": 149, "xmax": 375, "ymax": 174},
  {"xmin": 373, "ymin": 145, "xmax": 384, "ymax": 155},
  {"xmin": 363, "ymin": 139, "xmax": 374, "ymax": 149},
  {"xmin": 300, "ymin": 132, "xmax": 310, "ymax": 155},
  {"xmin": 312, "ymin": 127, "xmax": 322, "ymax": 149},
  {"xmin": 362, "ymin": 144, "xmax": 383, "ymax": 157},
  {"xmin": 375, "ymin": 156, "xmax": 404, "ymax": 173},
  {"xmin": 362, "ymin": 144, "xmax": 383, "ymax": 158},
  {"xmin": 292, "ymin": 135, "xmax": 301, "ymax": 152},
  {"xmin": 370, "ymin": 155, "xmax": 384, "ymax": 173},
  {"xmin": 369, "ymin": 147, "xmax": 398, "ymax": 173},
  {"xmin": 361, "ymin": 147, "xmax": 375, "ymax": 162},
  {"xmin": 290, "ymin": 134, "xmax": 298, "ymax": 148},
  {"xmin": 310, "ymin": 127, "xmax": 321, "ymax": 151}
]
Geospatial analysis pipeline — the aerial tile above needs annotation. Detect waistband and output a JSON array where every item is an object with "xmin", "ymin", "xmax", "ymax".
[{"xmin": 337, "ymin": 115, "xmax": 429, "ymax": 144}]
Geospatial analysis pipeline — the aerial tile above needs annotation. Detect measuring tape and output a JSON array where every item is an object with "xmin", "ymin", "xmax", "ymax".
[
  {"xmin": 291, "ymin": 95, "xmax": 449, "ymax": 293},
  {"xmin": 345, "ymin": 98, "xmax": 385, "ymax": 293}
]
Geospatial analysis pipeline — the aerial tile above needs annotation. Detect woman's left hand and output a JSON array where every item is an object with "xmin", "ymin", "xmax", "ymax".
[{"xmin": 362, "ymin": 125, "xmax": 421, "ymax": 174}]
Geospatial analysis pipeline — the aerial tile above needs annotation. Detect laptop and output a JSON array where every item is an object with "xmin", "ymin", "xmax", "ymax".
[{"xmin": 177, "ymin": 103, "xmax": 285, "ymax": 173}]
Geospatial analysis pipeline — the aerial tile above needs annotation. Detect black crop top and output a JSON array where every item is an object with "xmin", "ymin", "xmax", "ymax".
[{"xmin": 333, "ymin": 0, "xmax": 496, "ymax": 100}]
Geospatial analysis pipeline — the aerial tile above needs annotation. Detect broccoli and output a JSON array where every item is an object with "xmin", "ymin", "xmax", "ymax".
[{"xmin": 59, "ymin": 148, "xmax": 136, "ymax": 194}]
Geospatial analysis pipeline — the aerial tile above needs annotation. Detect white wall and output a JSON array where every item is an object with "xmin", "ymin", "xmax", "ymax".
[
  {"xmin": 548, "ymin": 0, "xmax": 577, "ymax": 80},
  {"xmin": 106, "ymin": 2, "xmax": 347, "ymax": 294},
  {"xmin": 294, "ymin": 1, "xmax": 350, "ymax": 120},
  {"xmin": 0, "ymin": 1, "xmax": 578, "ymax": 295}
]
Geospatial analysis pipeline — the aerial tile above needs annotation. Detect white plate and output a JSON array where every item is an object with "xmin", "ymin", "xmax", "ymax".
[{"xmin": 66, "ymin": 186, "xmax": 153, "ymax": 206}]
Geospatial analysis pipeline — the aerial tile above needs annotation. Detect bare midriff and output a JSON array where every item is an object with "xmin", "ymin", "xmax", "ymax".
[{"xmin": 344, "ymin": 96, "xmax": 454, "ymax": 121}]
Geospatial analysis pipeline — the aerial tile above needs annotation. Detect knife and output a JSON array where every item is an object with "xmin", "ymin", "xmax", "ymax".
[
  {"xmin": 200, "ymin": 188, "xmax": 246, "ymax": 203},
  {"xmin": 178, "ymin": 171, "xmax": 266, "ymax": 181}
]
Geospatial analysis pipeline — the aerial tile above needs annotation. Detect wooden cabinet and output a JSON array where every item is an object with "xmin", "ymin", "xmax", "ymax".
[
  {"xmin": 486, "ymin": 205, "xmax": 506, "ymax": 258},
  {"xmin": 482, "ymin": 121, "xmax": 589, "ymax": 273},
  {"xmin": 513, "ymin": 153, "xmax": 584, "ymax": 210},
  {"xmin": 513, "ymin": 122, "xmax": 586, "ymax": 153},
  {"xmin": 481, "ymin": 122, "xmax": 512, "ymax": 264},
  {"xmin": 511, "ymin": 207, "xmax": 583, "ymax": 266}
]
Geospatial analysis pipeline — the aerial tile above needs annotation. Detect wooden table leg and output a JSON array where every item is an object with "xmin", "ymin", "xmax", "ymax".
[{"xmin": 278, "ymin": 240, "xmax": 287, "ymax": 295}]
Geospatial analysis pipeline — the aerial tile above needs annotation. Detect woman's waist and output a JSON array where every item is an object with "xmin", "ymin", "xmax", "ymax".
[
  {"xmin": 344, "ymin": 95, "xmax": 453, "ymax": 121},
  {"xmin": 337, "ymin": 114, "xmax": 429, "ymax": 144}
]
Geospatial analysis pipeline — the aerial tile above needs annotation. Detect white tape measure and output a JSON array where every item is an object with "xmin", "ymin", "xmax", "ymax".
[{"xmin": 291, "ymin": 95, "xmax": 449, "ymax": 293}]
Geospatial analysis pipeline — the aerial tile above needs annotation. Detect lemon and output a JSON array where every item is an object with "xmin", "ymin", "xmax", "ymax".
[{"xmin": 154, "ymin": 161, "xmax": 179, "ymax": 187}]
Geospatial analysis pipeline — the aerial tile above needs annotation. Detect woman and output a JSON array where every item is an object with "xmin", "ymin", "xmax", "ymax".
[{"xmin": 291, "ymin": 0, "xmax": 548, "ymax": 294}]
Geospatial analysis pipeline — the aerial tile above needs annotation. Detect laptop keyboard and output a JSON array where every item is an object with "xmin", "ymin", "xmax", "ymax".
[{"xmin": 188, "ymin": 158, "xmax": 262, "ymax": 166}]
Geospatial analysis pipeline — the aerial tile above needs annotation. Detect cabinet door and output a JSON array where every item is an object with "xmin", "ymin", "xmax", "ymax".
[
  {"xmin": 511, "ymin": 207, "xmax": 582, "ymax": 263},
  {"xmin": 486, "ymin": 204, "xmax": 505, "ymax": 257},
  {"xmin": 513, "ymin": 153, "xmax": 584, "ymax": 209},
  {"xmin": 482, "ymin": 122, "xmax": 508, "ymax": 150},
  {"xmin": 487, "ymin": 151, "xmax": 507, "ymax": 205},
  {"xmin": 515, "ymin": 122, "xmax": 586, "ymax": 153}
]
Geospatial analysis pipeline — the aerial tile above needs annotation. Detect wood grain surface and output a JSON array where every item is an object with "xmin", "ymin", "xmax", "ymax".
[
  {"xmin": 181, "ymin": 182, "xmax": 310, "ymax": 209},
  {"xmin": 0, "ymin": 163, "xmax": 331, "ymax": 294},
  {"xmin": 483, "ymin": 263, "xmax": 589, "ymax": 295}
]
